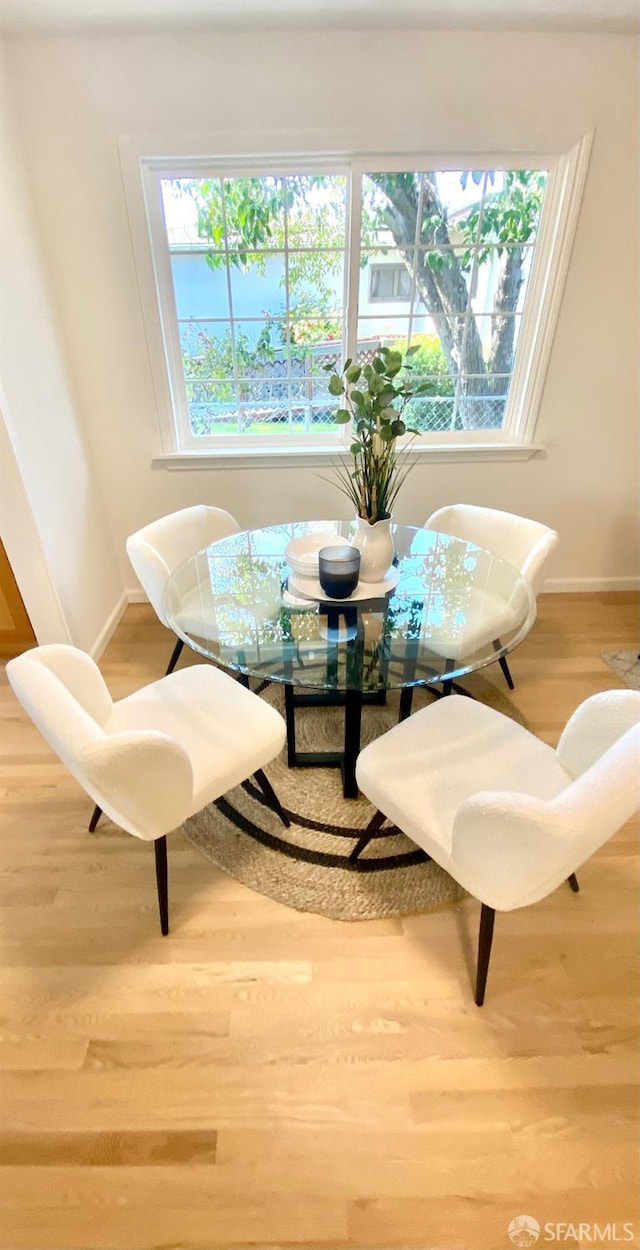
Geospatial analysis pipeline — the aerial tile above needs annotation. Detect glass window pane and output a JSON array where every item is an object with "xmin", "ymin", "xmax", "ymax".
[
  {"xmin": 433, "ymin": 169, "xmax": 487, "ymax": 214},
  {"xmin": 421, "ymin": 170, "xmax": 489, "ymax": 245},
  {"xmin": 412, "ymin": 248, "xmax": 471, "ymax": 317},
  {"xmin": 223, "ymin": 176, "xmax": 286, "ymax": 251},
  {"xmin": 187, "ymin": 381, "xmax": 239, "ymax": 438},
  {"xmin": 285, "ymin": 315, "xmax": 343, "ymax": 357},
  {"xmin": 161, "ymin": 177, "xmax": 208, "ymax": 248},
  {"xmin": 357, "ymin": 317, "xmax": 412, "ymax": 354},
  {"xmin": 287, "ymin": 253, "xmax": 345, "ymax": 316},
  {"xmin": 237, "ymin": 380, "xmax": 290, "ymax": 424},
  {"xmin": 470, "ymin": 244, "xmax": 536, "ymax": 315},
  {"xmin": 237, "ymin": 377, "xmax": 289, "ymax": 406},
  {"xmin": 286, "ymin": 175, "xmax": 347, "ymax": 248},
  {"xmin": 238, "ymin": 400, "xmax": 290, "ymax": 433},
  {"xmin": 170, "ymin": 253, "xmax": 230, "ymax": 321},
  {"xmin": 308, "ymin": 397, "xmax": 337, "ymax": 430},
  {"xmin": 476, "ymin": 170, "xmax": 547, "ymax": 246},
  {"xmin": 305, "ymin": 341, "xmax": 341, "ymax": 377},
  {"xmin": 404, "ymin": 391, "xmax": 456, "ymax": 433},
  {"xmin": 233, "ymin": 319, "xmax": 284, "ymax": 376},
  {"xmin": 229, "ymin": 253, "xmax": 286, "ymax": 318},
  {"xmin": 464, "ymin": 312, "xmax": 523, "ymax": 371},
  {"xmin": 361, "ymin": 172, "xmax": 422, "ymax": 249},
  {"xmin": 457, "ymin": 378, "xmax": 511, "ymax": 431},
  {"xmin": 406, "ymin": 355, "xmax": 456, "ymax": 397},
  {"xmin": 180, "ymin": 321, "xmax": 234, "ymax": 382}
]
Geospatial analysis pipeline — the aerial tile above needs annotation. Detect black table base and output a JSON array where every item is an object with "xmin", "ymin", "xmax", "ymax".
[{"xmin": 284, "ymin": 683, "xmax": 387, "ymax": 799}]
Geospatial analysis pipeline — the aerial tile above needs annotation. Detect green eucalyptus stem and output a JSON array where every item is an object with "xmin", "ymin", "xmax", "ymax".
[{"xmin": 327, "ymin": 344, "xmax": 426, "ymax": 523}]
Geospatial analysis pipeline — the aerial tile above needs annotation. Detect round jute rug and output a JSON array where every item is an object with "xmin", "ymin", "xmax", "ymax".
[{"xmin": 181, "ymin": 676, "xmax": 527, "ymax": 921}]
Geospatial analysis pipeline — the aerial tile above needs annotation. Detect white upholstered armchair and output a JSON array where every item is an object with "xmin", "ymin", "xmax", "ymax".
[
  {"xmin": 352, "ymin": 689, "xmax": 640, "ymax": 1004},
  {"xmin": 422, "ymin": 503, "xmax": 559, "ymax": 694},
  {"xmin": 7, "ymin": 645, "xmax": 287, "ymax": 934},
  {"xmin": 127, "ymin": 505, "xmax": 240, "ymax": 675}
]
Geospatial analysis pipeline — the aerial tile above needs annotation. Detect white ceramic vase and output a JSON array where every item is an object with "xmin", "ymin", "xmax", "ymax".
[{"xmin": 352, "ymin": 516, "xmax": 394, "ymax": 583}]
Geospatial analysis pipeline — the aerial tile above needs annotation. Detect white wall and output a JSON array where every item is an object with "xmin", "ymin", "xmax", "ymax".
[
  {"xmin": 2, "ymin": 29, "xmax": 638, "ymax": 595},
  {"xmin": 0, "ymin": 59, "xmax": 124, "ymax": 651}
]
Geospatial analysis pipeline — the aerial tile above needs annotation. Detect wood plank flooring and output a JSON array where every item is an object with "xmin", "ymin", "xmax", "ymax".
[{"xmin": 0, "ymin": 593, "xmax": 638, "ymax": 1250}]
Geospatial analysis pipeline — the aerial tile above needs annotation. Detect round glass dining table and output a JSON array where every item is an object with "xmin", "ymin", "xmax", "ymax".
[{"xmin": 163, "ymin": 520, "xmax": 536, "ymax": 798}]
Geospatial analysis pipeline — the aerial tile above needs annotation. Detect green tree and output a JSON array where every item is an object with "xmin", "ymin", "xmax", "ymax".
[{"xmin": 367, "ymin": 170, "xmax": 545, "ymax": 405}]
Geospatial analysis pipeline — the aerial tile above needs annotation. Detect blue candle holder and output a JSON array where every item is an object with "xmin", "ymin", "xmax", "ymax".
[{"xmin": 318, "ymin": 546, "xmax": 361, "ymax": 599}]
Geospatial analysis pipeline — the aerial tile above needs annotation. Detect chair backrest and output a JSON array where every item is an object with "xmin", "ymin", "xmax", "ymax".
[
  {"xmin": 556, "ymin": 689, "xmax": 640, "ymax": 777},
  {"xmin": 6, "ymin": 645, "xmax": 193, "ymax": 841},
  {"xmin": 453, "ymin": 689, "xmax": 640, "ymax": 911},
  {"xmin": 126, "ymin": 505, "xmax": 240, "ymax": 627},
  {"xmin": 425, "ymin": 504, "xmax": 558, "ymax": 595}
]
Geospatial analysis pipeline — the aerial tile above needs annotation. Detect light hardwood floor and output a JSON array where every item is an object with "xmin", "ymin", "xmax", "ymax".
[{"xmin": 0, "ymin": 594, "xmax": 638, "ymax": 1250}]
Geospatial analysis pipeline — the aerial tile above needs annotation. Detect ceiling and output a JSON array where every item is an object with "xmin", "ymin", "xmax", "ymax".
[{"xmin": 0, "ymin": 0, "xmax": 638, "ymax": 36}]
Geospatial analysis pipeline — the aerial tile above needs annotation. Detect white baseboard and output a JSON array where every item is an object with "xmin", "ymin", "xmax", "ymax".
[
  {"xmin": 542, "ymin": 576, "xmax": 640, "ymax": 593},
  {"xmin": 126, "ymin": 588, "xmax": 149, "ymax": 603},
  {"xmin": 90, "ymin": 593, "xmax": 129, "ymax": 660}
]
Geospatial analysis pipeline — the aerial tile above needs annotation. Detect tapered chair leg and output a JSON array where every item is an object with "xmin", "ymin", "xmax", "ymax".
[
  {"xmin": 492, "ymin": 639, "xmax": 515, "ymax": 690},
  {"xmin": 154, "ymin": 835, "xmax": 169, "ymax": 936},
  {"xmin": 253, "ymin": 769, "xmax": 290, "ymax": 828},
  {"xmin": 498, "ymin": 655, "xmax": 515, "ymax": 690},
  {"xmin": 567, "ymin": 873, "xmax": 580, "ymax": 893},
  {"xmin": 165, "ymin": 637, "xmax": 184, "ymax": 676},
  {"xmin": 475, "ymin": 903, "xmax": 495, "ymax": 1006},
  {"xmin": 88, "ymin": 804, "xmax": 102, "ymax": 833},
  {"xmin": 349, "ymin": 809, "xmax": 387, "ymax": 863}
]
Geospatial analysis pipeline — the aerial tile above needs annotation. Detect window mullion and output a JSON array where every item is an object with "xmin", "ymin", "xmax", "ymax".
[
  {"xmin": 218, "ymin": 178, "xmax": 243, "ymax": 437},
  {"xmin": 282, "ymin": 176, "xmax": 294, "ymax": 435},
  {"xmin": 345, "ymin": 174, "xmax": 361, "ymax": 344},
  {"xmin": 451, "ymin": 173, "xmax": 485, "ymax": 432},
  {"xmin": 407, "ymin": 173, "xmax": 426, "ymax": 348},
  {"xmin": 341, "ymin": 165, "xmax": 363, "ymax": 451}
]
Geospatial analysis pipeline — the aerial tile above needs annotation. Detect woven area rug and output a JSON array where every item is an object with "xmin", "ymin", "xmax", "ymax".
[
  {"xmin": 181, "ymin": 675, "xmax": 525, "ymax": 920},
  {"xmin": 182, "ymin": 675, "xmax": 527, "ymax": 921},
  {"xmin": 601, "ymin": 649, "xmax": 640, "ymax": 691}
]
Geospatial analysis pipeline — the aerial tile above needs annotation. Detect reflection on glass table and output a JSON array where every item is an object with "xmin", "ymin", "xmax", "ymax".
[{"xmin": 163, "ymin": 522, "xmax": 536, "ymax": 798}]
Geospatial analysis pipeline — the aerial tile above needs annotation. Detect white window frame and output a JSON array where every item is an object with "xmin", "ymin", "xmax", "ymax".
[{"xmin": 120, "ymin": 136, "xmax": 592, "ymax": 468}]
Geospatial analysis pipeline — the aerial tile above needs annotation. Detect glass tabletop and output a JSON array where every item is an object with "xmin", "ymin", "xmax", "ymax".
[{"xmin": 162, "ymin": 521, "xmax": 536, "ymax": 694}]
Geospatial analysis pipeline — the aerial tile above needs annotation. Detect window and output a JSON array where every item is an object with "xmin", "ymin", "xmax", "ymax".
[
  {"xmin": 369, "ymin": 264, "xmax": 412, "ymax": 302},
  {"xmin": 132, "ymin": 141, "xmax": 590, "ymax": 458}
]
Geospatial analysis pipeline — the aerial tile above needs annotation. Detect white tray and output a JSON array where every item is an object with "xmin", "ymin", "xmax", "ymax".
[{"xmin": 288, "ymin": 567, "xmax": 399, "ymax": 604}]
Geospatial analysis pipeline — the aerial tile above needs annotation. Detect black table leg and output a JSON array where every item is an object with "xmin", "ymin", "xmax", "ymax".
[
  {"xmin": 396, "ymin": 598, "xmax": 423, "ymax": 723},
  {"xmin": 280, "ymin": 605, "xmax": 371, "ymax": 799},
  {"xmin": 442, "ymin": 656, "xmax": 455, "ymax": 697},
  {"xmin": 343, "ymin": 686, "xmax": 363, "ymax": 799},
  {"xmin": 399, "ymin": 686, "xmax": 414, "ymax": 721},
  {"xmin": 284, "ymin": 683, "xmax": 297, "ymax": 768}
]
